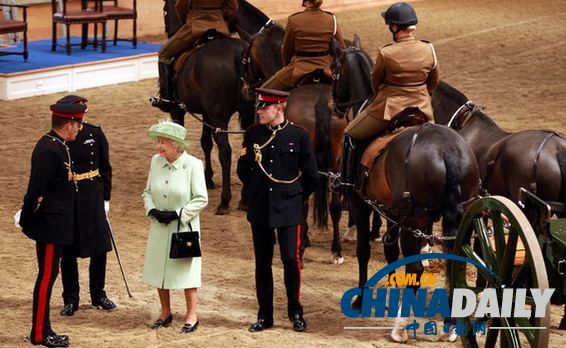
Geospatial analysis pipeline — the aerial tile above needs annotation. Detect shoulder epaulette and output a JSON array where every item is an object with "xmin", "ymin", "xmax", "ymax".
[
  {"xmin": 322, "ymin": 10, "xmax": 335, "ymax": 16},
  {"xmin": 246, "ymin": 123, "xmax": 263, "ymax": 132},
  {"xmin": 380, "ymin": 42, "xmax": 394, "ymax": 49},
  {"xmin": 82, "ymin": 122, "xmax": 100, "ymax": 129},
  {"xmin": 288, "ymin": 121, "xmax": 307, "ymax": 131},
  {"xmin": 420, "ymin": 39, "xmax": 431, "ymax": 44}
]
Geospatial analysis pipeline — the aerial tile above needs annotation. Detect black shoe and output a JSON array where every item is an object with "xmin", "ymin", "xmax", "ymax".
[
  {"xmin": 150, "ymin": 314, "xmax": 173, "ymax": 329},
  {"xmin": 290, "ymin": 314, "xmax": 307, "ymax": 332},
  {"xmin": 248, "ymin": 318, "xmax": 273, "ymax": 332},
  {"xmin": 60, "ymin": 303, "xmax": 78, "ymax": 316},
  {"xmin": 180, "ymin": 320, "xmax": 199, "ymax": 333},
  {"xmin": 92, "ymin": 296, "xmax": 116, "ymax": 311},
  {"xmin": 32, "ymin": 334, "xmax": 69, "ymax": 347}
]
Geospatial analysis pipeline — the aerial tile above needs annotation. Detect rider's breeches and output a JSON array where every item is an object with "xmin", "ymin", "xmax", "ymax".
[
  {"xmin": 344, "ymin": 108, "xmax": 390, "ymax": 141},
  {"xmin": 158, "ymin": 37, "xmax": 193, "ymax": 64},
  {"xmin": 260, "ymin": 74, "xmax": 293, "ymax": 91}
]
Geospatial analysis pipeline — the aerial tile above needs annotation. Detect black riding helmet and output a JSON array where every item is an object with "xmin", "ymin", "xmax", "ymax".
[{"xmin": 381, "ymin": 2, "xmax": 418, "ymax": 27}]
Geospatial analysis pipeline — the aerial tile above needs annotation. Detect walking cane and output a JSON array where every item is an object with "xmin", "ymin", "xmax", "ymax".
[{"xmin": 107, "ymin": 218, "xmax": 133, "ymax": 298}]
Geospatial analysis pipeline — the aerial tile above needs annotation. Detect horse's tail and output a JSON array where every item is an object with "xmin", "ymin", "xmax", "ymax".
[
  {"xmin": 441, "ymin": 151, "xmax": 464, "ymax": 243},
  {"xmin": 313, "ymin": 93, "xmax": 331, "ymax": 229},
  {"xmin": 557, "ymin": 148, "xmax": 566, "ymax": 216},
  {"xmin": 238, "ymin": 99, "xmax": 255, "ymax": 130}
]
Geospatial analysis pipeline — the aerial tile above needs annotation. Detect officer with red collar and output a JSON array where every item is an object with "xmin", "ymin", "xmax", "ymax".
[
  {"xmin": 20, "ymin": 99, "xmax": 86, "ymax": 347},
  {"xmin": 56, "ymin": 95, "xmax": 116, "ymax": 317},
  {"xmin": 237, "ymin": 88, "xmax": 319, "ymax": 332}
]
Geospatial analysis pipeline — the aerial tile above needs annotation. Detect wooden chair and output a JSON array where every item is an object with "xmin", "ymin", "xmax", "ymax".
[
  {"xmin": 87, "ymin": 0, "xmax": 137, "ymax": 48},
  {"xmin": 51, "ymin": 0, "xmax": 108, "ymax": 55},
  {"xmin": 0, "ymin": 4, "xmax": 29, "ymax": 61}
]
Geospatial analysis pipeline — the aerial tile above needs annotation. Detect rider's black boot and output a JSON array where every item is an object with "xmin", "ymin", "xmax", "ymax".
[
  {"xmin": 150, "ymin": 62, "xmax": 176, "ymax": 112},
  {"xmin": 339, "ymin": 134, "xmax": 357, "ymax": 192}
]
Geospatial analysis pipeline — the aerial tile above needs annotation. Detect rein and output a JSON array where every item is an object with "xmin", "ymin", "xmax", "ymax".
[{"xmin": 178, "ymin": 103, "xmax": 246, "ymax": 134}]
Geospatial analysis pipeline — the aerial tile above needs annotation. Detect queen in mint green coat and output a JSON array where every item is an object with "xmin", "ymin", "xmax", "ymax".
[{"xmin": 142, "ymin": 122, "xmax": 208, "ymax": 290}]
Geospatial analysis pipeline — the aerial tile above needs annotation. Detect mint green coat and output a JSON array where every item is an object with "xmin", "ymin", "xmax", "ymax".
[{"xmin": 142, "ymin": 152, "xmax": 208, "ymax": 289}]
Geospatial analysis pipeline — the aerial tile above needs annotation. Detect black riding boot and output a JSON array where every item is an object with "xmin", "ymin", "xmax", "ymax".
[
  {"xmin": 151, "ymin": 62, "xmax": 176, "ymax": 112},
  {"xmin": 340, "ymin": 134, "xmax": 357, "ymax": 191}
]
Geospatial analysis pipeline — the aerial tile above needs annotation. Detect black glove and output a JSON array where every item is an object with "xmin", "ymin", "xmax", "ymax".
[{"xmin": 149, "ymin": 209, "xmax": 179, "ymax": 224}]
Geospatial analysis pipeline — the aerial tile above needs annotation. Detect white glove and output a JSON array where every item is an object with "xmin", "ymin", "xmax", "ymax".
[
  {"xmin": 14, "ymin": 209, "xmax": 22, "ymax": 228},
  {"xmin": 104, "ymin": 201, "xmax": 110, "ymax": 215}
]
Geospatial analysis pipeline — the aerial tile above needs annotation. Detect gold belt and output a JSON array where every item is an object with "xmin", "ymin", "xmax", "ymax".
[{"xmin": 73, "ymin": 169, "xmax": 99, "ymax": 181}]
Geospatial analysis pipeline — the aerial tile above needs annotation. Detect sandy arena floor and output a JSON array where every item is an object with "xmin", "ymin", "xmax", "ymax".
[{"xmin": 1, "ymin": 0, "xmax": 566, "ymax": 347}]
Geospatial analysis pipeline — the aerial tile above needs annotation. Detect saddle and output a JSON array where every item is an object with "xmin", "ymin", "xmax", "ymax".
[
  {"xmin": 355, "ymin": 107, "xmax": 429, "ymax": 191},
  {"xmin": 297, "ymin": 68, "xmax": 333, "ymax": 86},
  {"xmin": 174, "ymin": 29, "xmax": 227, "ymax": 72}
]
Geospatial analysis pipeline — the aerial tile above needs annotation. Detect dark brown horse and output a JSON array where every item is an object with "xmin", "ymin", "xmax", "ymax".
[
  {"xmin": 432, "ymin": 80, "xmax": 566, "ymax": 328},
  {"xmin": 330, "ymin": 41, "xmax": 481, "ymax": 342},
  {"xmin": 163, "ymin": 0, "xmax": 255, "ymax": 215},
  {"xmin": 432, "ymin": 81, "xmax": 566, "ymax": 207}
]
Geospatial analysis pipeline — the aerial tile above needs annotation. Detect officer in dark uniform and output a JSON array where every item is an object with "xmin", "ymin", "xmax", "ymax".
[
  {"xmin": 237, "ymin": 88, "xmax": 319, "ymax": 332},
  {"xmin": 55, "ymin": 95, "xmax": 116, "ymax": 316},
  {"xmin": 20, "ymin": 100, "xmax": 87, "ymax": 347}
]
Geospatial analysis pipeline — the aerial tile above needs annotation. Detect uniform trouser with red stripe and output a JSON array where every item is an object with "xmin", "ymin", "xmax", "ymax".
[
  {"xmin": 31, "ymin": 242, "xmax": 63, "ymax": 344},
  {"xmin": 251, "ymin": 224, "xmax": 303, "ymax": 321}
]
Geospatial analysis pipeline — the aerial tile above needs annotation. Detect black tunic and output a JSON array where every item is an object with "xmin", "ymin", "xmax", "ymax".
[
  {"xmin": 237, "ymin": 120, "xmax": 319, "ymax": 228},
  {"xmin": 20, "ymin": 131, "xmax": 76, "ymax": 245},
  {"xmin": 66, "ymin": 123, "xmax": 112, "ymax": 258}
]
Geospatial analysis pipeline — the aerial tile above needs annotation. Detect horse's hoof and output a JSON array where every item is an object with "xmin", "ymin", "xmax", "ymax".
[
  {"xmin": 331, "ymin": 254, "xmax": 344, "ymax": 265},
  {"xmin": 372, "ymin": 237, "xmax": 382, "ymax": 243},
  {"xmin": 447, "ymin": 328, "xmax": 458, "ymax": 342},
  {"xmin": 370, "ymin": 230, "xmax": 381, "ymax": 241},
  {"xmin": 215, "ymin": 205, "xmax": 230, "ymax": 215},
  {"xmin": 352, "ymin": 296, "xmax": 362, "ymax": 310},
  {"xmin": 390, "ymin": 328, "xmax": 408, "ymax": 343},
  {"xmin": 237, "ymin": 200, "xmax": 248, "ymax": 212},
  {"xmin": 343, "ymin": 227, "xmax": 357, "ymax": 242},
  {"xmin": 206, "ymin": 180, "xmax": 216, "ymax": 189}
]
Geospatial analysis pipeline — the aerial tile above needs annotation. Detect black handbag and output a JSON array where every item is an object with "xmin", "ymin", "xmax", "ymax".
[{"xmin": 169, "ymin": 210, "xmax": 201, "ymax": 259}]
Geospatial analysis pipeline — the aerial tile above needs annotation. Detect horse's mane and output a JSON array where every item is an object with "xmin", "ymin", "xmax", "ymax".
[
  {"xmin": 438, "ymin": 80, "xmax": 468, "ymax": 105},
  {"xmin": 238, "ymin": 0, "xmax": 270, "ymax": 25}
]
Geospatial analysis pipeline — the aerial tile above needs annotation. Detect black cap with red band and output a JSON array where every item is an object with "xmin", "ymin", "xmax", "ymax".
[
  {"xmin": 50, "ymin": 102, "xmax": 87, "ymax": 122},
  {"xmin": 56, "ymin": 95, "xmax": 88, "ymax": 105},
  {"xmin": 255, "ymin": 88, "xmax": 290, "ymax": 109}
]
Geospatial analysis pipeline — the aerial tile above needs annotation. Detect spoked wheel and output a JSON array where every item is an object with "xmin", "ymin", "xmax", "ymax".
[{"xmin": 450, "ymin": 196, "xmax": 550, "ymax": 348}]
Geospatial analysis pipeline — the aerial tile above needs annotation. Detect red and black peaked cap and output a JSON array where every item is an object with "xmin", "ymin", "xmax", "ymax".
[{"xmin": 255, "ymin": 88, "xmax": 290, "ymax": 108}]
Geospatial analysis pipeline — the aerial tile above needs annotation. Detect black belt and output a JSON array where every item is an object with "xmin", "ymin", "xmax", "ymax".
[
  {"xmin": 386, "ymin": 81, "xmax": 427, "ymax": 87},
  {"xmin": 295, "ymin": 50, "xmax": 329, "ymax": 57},
  {"xmin": 190, "ymin": 6, "xmax": 222, "ymax": 10}
]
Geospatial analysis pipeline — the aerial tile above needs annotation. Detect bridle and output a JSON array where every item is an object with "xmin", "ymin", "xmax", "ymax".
[
  {"xmin": 241, "ymin": 19, "xmax": 277, "ymax": 91},
  {"xmin": 330, "ymin": 46, "xmax": 373, "ymax": 118}
]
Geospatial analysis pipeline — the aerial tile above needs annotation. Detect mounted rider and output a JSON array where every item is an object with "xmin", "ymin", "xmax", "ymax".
[
  {"xmin": 260, "ymin": 0, "xmax": 346, "ymax": 91},
  {"xmin": 340, "ymin": 2, "xmax": 440, "ymax": 186},
  {"xmin": 152, "ymin": 0, "xmax": 238, "ymax": 112}
]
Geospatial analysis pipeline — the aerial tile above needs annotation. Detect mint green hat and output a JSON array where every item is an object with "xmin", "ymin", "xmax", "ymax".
[{"xmin": 147, "ymin": 121, "xmax": 188, "ymax": 148}]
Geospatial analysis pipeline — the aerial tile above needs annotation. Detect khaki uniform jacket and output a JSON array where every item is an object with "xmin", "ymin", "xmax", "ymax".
[
  {"xmin": 173, "ymin": 0, "xmax": 238, "ymax": 44},
  {"xmin": 272, "ymin": 8, "xmax": 345, "ymax": 87},
  {"xmin": 364, "ymin": 37, "xmax": 439, "ymax": 121}
]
